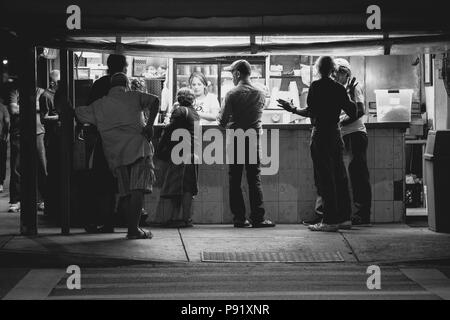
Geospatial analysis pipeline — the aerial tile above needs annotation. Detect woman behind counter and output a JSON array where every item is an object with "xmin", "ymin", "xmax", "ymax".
[{"xmin": 188, "ymin": 71, "xmax": 220, "ymax": 124}]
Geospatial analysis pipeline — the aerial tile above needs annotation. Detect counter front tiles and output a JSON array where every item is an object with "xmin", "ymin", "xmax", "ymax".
[{"xmin": 146, "ymin": 122, "xmax": 409, "ymax": 224}]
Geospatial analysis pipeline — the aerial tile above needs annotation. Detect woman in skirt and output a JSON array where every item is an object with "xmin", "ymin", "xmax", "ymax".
[{"xmin": 159, "ymin": 88, "xmax": 200, "ymax": 228}]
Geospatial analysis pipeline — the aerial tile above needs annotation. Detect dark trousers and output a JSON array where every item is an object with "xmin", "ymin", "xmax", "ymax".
[
  {"xmin": 9, "ymin": 135, "xmax": 20, "ymax": 204},
  {"xmin": 310, "ymin": 130, "xmax": 352, "ymax": 224},
  {"xmin": 228, "ymin": 138, "xmax": 265, "ymax": 223},
  {"xmin": 84, "ymin": 131, "xmax": 117, "ymax": 228},
  {"xmin": 342, "ymin": 131, "xmax": 372, "ymax": 217},
  {"xmin": 0, "ymin": 139, "xmax": 7, "ymax": 184},
  {"xmin": 36, "ymin": 133, "xmax": 47, "ymax": 203},
  {"xmin": 45, "ymin": 126, "xmax": 61, "ymax": 220}
]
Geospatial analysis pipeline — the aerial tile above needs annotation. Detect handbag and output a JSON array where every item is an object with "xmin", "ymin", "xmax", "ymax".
[{"xmin": 155, "ymin": 106, "xmax": 189, "ymax": 162}]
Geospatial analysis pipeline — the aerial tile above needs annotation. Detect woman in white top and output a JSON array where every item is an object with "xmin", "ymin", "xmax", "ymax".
[{"xmin": 188, "ymin": 72, "xmax": 220, "ymax": 124}]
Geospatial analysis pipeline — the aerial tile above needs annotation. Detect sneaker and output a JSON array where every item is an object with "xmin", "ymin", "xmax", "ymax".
[
  {"xmin": 8, "ymin": 202, "xmax": 20, "ymax": 213},
  {"xmin": 0, "ymin": 185, "xmax": 3, "ymax": 193},
  {"xmin": 234, "ymin": 219, "xmax": 251, "ymax": 228},
  {"xmin": 351, "ymin": 215, "xmax": 372, "ymax": 226},
  {"xmin": 338, "ymin": 220, "xmax": 352, "ymax": 230},
  {"xmin": 302, "ymin": 214, "xmax": 323, "ymax": 226},
  {"xmin": 251, "ymin": 219, "xmax": 276, "ymax": 228},
  {"xmin": 308, "ymin": 222, "xmax": 339, "ymax": 232}
]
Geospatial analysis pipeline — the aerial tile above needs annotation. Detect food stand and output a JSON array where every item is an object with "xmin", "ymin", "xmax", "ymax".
[{"xmin": 1, "ymin": 0, "xmax": 449, "ymax": 233}]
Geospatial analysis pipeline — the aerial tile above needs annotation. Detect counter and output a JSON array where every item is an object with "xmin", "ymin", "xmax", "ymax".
[{"xmin": 144, "ymin": 122, "xmax": 408, "ymax": 224}]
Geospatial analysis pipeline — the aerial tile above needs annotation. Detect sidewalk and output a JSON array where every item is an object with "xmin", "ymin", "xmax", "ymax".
[{"xmin": 2, "ymin": 203, "xmax": 450, "ymax": 266}]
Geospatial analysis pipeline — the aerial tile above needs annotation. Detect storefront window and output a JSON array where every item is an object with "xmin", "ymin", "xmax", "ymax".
[
  {"xmin": 174, "ymin": 58, "xmax": 266, "ymax": 105},
  {"xmin": 176, "ymin": 63, "xmax": 219, "ymax": 96}
]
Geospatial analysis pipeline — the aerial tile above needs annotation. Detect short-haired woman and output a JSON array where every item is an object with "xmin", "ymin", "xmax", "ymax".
[
  {"xmin": 159, "ymin": 88, "xmax": 200, "ymax": 228},
  {"xmin": 278, "ymin": 56, "xmax": 357, "ymax": 232}
]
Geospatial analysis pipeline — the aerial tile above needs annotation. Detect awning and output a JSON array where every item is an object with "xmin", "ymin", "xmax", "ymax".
[
  {"xmin": 1, "ymin": 0, "xmax": 449, "ymax": 56},
  {"xmin": 1, "ymin": 0, "xmax": 450, "ymax": 37},
  {"xmin": 37, "ymin": 34, "xmax": 450, "ymax": 57}
]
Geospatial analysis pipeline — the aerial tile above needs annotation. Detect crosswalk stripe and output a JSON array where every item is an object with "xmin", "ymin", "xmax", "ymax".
[
  {"xmin": 3, "ymin": 269, "xmax": 66, "ymax": 300},
  {"xmin": 400, "ymin": 268, "xmax": 450, "ymax": 300}
]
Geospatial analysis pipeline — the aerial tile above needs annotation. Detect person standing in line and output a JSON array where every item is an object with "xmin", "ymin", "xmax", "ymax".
[
  {"xmin": 301, "ymin": 59, "xmax": 372, "ymax": 226},
  {"xmin": 0, "ymin": 71, "xmax": 12, "ymax": 194},
  {"xmin": 35, "ymin": 87, "xmax": 48, "ymax": 213},
  {"xmin": 0, "ymin": 99, "xmax": 9, "ymax": 194},
  {"xmin": 83, "ymin": 54, "xmax": 128, "ymax": 233},
  {"xmin": 218, "ymin": 59, "xmax": 275, "ymax": 228},
  {"xmin": 278, "ymin": 56, "xmax": 357, "ymax": 232},
  {"xmin": 128, "ymin": 78, "xmax": 151, "ymax": 225},
  {"xmin": 37, "ymin": 70, "xmax": 60, "ymax": 213},
  {"xmin": 334, "ymin": 58, "xmax": 372, "ymax": 226},
  {"xmin": 6, "ymin": 81, "xmax": 21, "ymax": 213},
  {"xmin": 75, "ymin": 72, "xmax": 159, "ymax": 239},
  {"xmin": 159, "ymin": 88, "xmax": 200, "ymax": 228}
]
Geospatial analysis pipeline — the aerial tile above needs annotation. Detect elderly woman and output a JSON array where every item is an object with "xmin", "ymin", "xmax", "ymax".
[
  {"xmin": 278, "ymin": 56, "xmax": 357, "ymax": 232},
  {"xmin": 158, "ymin": 88, "xmax": 200, "ymax": 228},
  {"xmin": 76, "ymin": 72, "xmax": 159, "ymax": 239}
]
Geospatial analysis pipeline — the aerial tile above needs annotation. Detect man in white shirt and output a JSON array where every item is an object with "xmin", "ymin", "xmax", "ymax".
[{"xmin": 335, "ymin": 58, "xmax": 371, "ymax": 225}]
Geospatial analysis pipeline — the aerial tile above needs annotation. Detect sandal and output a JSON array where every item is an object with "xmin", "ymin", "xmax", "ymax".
[{"xmin": 126, "ymin": 228, "xmax": 153, "ymax": 240}]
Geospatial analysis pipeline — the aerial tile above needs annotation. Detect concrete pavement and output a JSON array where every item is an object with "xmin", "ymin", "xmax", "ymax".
[
  {"xmin": 1, "ymin": 217, "xmax": 450, "ymax": 266},
  {"xmin": 4, "ymin": 264, "xmax": 450, "ymax": 300},
  {"xmin": 1, "ymin": 183, "xmax": 450, "ymax": 266}
]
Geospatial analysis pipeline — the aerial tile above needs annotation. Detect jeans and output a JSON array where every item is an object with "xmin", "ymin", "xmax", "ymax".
[
  {"xmin": 342, "ymin": 131, "xmax": 372, "ymax": 217},
  {"xmin": 9, "ymin": 135, "xmax": 20, "ymax": 204},
  {"xmin": 36, "ymin": 133, "xmax": 47, "ymax": 203},
  {"xmin": 228, "ymin": 137, "xmax": 265, "ymax": 223},
  {"xmin": 45, "ymin": 125, "xmax": 61, "ymax": 219},
  {"xmin": 310, "ymin": 130, "xmax": 352, "ymax": 224},
  {"xmin": 0, "ymin": 139, "xmax": 7, "ymax": 184}
]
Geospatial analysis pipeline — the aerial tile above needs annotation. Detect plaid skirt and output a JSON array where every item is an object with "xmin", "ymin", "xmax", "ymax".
[
  {"xmin": 114, "ymin": 156, "xmax": 156, "ymax": 197},
  {"xmin": 160, "ymin": 162, "xmax": 199, "ymax": 198}
]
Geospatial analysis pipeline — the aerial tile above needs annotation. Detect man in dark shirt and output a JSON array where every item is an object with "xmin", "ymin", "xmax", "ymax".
[
  {"xmin": 82, "ymin": 54, "xmax": 128, "ymax": 233},
  {"xmin": 278, "ymin": 56, "xmax": 357, "ymax": 232},
  {"xmin": 218, "ymin": 59, "xmax": 275, "ymax": 228}
]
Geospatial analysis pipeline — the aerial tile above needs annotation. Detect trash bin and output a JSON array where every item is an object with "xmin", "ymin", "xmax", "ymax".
[{"xmin": 423, "ymin": 130, "xmax": 450, "ymax": 233}]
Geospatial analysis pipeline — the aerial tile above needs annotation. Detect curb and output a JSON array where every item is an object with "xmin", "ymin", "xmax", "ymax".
[{"xmin": 0, "ymin": 249, "xmax": 184, "ymax": 268}]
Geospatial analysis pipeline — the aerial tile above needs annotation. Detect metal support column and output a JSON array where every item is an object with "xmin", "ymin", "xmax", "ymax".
[
  {"xmin": 18, "ymin": 39, "xmax": 38, "ymax": 236},
  {"xmin": 59, "ymin": 49, "xmax": 74, "ymax": 235}
]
